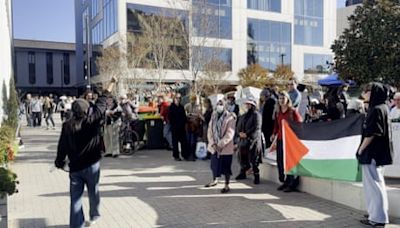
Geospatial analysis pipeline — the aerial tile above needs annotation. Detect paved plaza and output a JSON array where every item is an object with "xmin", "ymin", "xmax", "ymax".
[{"xmin": 6, "ymin": 121, "xmax": 400, "ymax": 228}]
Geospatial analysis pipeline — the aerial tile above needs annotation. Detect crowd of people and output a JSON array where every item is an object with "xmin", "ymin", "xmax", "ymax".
[{"xmin": 47, "ymin": 75, "xmax": 400, "ymax": 227}]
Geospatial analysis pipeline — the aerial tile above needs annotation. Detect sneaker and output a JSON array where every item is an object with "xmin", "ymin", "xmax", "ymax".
[
  {"xmin": 174, "ymin": 157, "xmax": 182, "ymax": 161},
  {"xmin": 220, "ymin": 187, "xmax": 230, "ymax": 193},
  {"xmin": 46, "ymin": 127, "xmax": 50, "ymax": 130},
  {"xmin": 85, "ymin": 220, "xmax": 97, "ymax": 227},
  {"xmin": 52, "ymin": 127, "xmax": 56, "ymax": 130},
  {"xmin": 359, "ymin": 219, "xmax": 386, "ymax": 227}
]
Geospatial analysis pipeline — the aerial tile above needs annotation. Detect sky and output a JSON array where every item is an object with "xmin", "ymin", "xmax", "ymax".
[{"xmin": 12, "ymin": 0, "xmax": 347, "ymax": 43}]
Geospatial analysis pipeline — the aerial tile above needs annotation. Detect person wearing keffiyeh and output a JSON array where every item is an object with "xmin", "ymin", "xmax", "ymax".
[{"xmin": 205, "ymin": 99, "xmax": 237, "ymax": 193}]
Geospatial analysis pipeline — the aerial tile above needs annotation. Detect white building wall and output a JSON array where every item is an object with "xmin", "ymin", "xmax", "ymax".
[
  {"xmin": 93, "ymin": 0, "xmax": 337, "ymax": 84},
  {"xmin": 0, "ymin": 0, "xmax": 13, "ymax": 125}
]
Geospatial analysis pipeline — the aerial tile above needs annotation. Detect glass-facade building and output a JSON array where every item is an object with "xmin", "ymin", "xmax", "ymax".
[{"xmin": 75, "ymin": 0, "xmax": 336, "ymax": 83}]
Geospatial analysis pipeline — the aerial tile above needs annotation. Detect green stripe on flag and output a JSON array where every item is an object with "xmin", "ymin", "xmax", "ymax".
[{"xmin": 287, "ymin": 159, "xmax": 362, "ymax": 182}]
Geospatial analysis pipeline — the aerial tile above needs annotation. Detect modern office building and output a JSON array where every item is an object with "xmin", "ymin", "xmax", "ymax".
[
  {"xmin": 337, "ymin": 1, "xmax": 362, "ymax": 36},
  {"xmin": 14, "ymin": 39, "xmax": 84, "ymax": 96},
  {"xmin": 75, "ymin": 0, "xmax": 336, "ymax": 86},
  {"xmin": 345, "ymin": 0, "xmax": 363, "ymax": 6},
  {"xmin": 0, "ymin": 0, "xmax": 13, "ymax": 125}
]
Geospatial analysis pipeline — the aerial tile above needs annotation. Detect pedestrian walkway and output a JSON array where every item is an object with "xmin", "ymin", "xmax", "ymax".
[{"xmin": 7, "ymin": 122, "xmax": 400, "ymax": 227}]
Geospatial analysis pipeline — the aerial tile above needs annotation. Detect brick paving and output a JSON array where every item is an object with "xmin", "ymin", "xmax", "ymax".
[{"xmin": 7, "ymin": 120, "xmax": 400, "ymax": 228}]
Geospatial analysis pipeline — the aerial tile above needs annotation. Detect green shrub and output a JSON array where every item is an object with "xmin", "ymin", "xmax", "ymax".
[
  {"xmin": 4, "ymin": 77, "xmax": 18, "ymax": 129},
  {"xmin": 0, "ymin": 125, "xmax": 15, "ymax": 165},
  {"xmin": 0, "ymin": 167, "xmax": 18, "ymax": 198}
]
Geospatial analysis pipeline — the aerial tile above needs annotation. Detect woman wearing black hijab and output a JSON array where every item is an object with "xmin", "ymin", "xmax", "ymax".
[{"xmin": 357, "ymin": 82, "xmax": 392, "ymax": 227}]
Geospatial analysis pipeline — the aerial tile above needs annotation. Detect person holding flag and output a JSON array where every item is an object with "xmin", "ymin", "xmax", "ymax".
[{"xmin": 271, "ymin": 91, "xmax": 302, "ymax": 192}]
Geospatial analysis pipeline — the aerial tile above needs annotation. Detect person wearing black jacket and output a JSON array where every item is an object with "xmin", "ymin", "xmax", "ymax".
[
  {"xmin": 55, "ymin": 77, "xmax": 116, "ymax": 228},
  {"xmin": 357, "ymin": 82, "xmax": 392, "ymax": 227},
  {"xmin": 169, "ymin": 94, "xmax": 189, "ymax": 161},
  {"xmin": 236, "ymin": 98, "xmax": 262, "ymax": 184},
  {"xmin": 261, "ymin": 89, "xmax": 276, "ymax": 149}
]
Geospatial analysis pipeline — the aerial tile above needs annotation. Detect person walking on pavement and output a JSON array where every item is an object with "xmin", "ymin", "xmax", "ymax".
[
  {"xmin": 169, "ymin": 94, "xmax": 189, "ymax": 161},
  {"xmin": 55, "ymin": 76, "xmax": 117, "ymax": 228},
  {"xmin": 205, "ymin": 99, "xmax": 236, "ymax": 193},
  {"xmin": 271, "ymin": 91, "xmax": 302, "ymax": 192},
  {"xmin": 235, "ymin": 98, "xmax": 262, "ymax": 185},
  {"xmin": 43, "ymin": 96, "xmax": 56, "ymax": 130},
  {"xmin": 357, "ymin": 82, "xmax": 392, "ymax": 227},
  {"xmin": 30, "ymin": 95, "xmax": 42, "ymax": 127}
]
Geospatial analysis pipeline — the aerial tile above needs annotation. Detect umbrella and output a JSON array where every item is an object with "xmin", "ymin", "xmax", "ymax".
[{"xmin": 318, "ymin": 73, "xmax": 343, "ymax": 86}]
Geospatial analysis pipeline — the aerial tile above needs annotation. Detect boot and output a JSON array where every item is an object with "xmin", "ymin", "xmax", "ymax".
[
  {"xmin": 254, "ymin": 174, "xmax": 260, "ymax": 185},
  {"xmin": 235, "ymin": 172, "xmax": 247, "ymax": 180}
]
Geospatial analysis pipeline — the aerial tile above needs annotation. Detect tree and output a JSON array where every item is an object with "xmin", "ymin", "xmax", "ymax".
[
  {"xmin": 2, "ymin": 80, "xmax": 7, "ymax": 118},
  {"xmin": 137, "ymin": 10, "xmax": 188, "ymax": 90},
  {"xmin": 95, "ymin": 45, "xmax": 124, "ymax": 89},
  {"xmin": 273, "ymin": 64, "xmax": 294, "ymax": 86},
  {"xmin": 238, "ymin": 64, "xmax": 272, "ymax": 88},
  {"xmin": 199, "ymin": 58, "xmax": 230, "ymax": 95},
  {"xmin": 331, "ymin": 0, "xmax": 400, "ymax": 87},
  {"xmin": 4, "ymin": 77, "xmax": 18, "ymax": 129}
]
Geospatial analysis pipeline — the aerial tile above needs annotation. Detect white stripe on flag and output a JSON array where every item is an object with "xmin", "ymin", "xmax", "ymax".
[{"xmin": 301, "ymin": 135, "xmax": 362, "ymax": 160}]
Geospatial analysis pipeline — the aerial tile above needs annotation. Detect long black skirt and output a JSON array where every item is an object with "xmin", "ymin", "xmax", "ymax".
[{"xmin": 210, "ymin": 153, "xmax": 233, "ymax": 178}]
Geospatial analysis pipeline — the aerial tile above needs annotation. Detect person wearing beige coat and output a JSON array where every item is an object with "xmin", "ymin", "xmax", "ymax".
[{"xmin": 205, "ymin": 99, "xmax": 237, "ymax": 193}]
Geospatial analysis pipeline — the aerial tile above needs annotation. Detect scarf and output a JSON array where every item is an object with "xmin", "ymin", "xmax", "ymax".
[{"xmin": 212, "ymin": 111, "xmax": 228, "ymax": 146}]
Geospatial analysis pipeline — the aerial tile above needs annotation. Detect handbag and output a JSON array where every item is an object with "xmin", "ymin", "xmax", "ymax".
[{"xmin": 195, "ymin": 142, "xmax": 207, "ymax": 159}]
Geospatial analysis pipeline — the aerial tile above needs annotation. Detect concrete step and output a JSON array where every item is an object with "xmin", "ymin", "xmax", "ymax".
[{"xmin": 260, "ymin": 162, "xmax": 400, "ymax": 218}]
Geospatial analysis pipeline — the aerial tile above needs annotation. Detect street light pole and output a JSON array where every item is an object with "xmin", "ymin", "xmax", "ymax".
[
  {"xmin": 85, "ymin": 15, "xmax": 91, "ymax": 90},
  {"xmin": 280, "ymin": 53, "xmax": 286, "ymax": 66}
]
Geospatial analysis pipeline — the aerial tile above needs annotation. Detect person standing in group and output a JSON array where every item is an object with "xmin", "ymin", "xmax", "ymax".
[
  {"xmin": 185, "ymin": 95, "xmax": 202, "ymax": 161},
  {"xmin": 104, "ymin": 95, "xmax": 122, "ymax": 158},
  {"xmin": 271, "ymin": 91, "xmax": 302, "ymax": 192},
  {"xmin": 236, "ymin": 98, "xmax": 262, "ymax": 185},
  {"xmin": 288, "ymin": 80, "xmax": 301, "ymax": 109},
  {"xmin": 30, "ymin": 95, "xmax": 42, "ymax": 127},
  {"xmin": 169, "ymin": 94, "xmax": 189, "ymax": 161},
  {"xmin": 202, "ymin": 98, "xmax": 214, "ymax": 160},
  {"xmin": 55, "ymin": 76, "xmax": 117, "ymax": 228},
  {"xmin": 159, "ymin": 95, "xmax": 173, "ymax": 150},
  {"xmin": 357, "ymin": 83, "xmax": 392, "ymax": 227},
  {"xmin": 205, "ymin": 99, "xmax": 236, "ymax": 193},
  {"xmin": 261, "ymin": 88, "xmax": 276, "ymax": 149},
  {"xmin": 25, "ymin": 93, "xmax": 32, "ymax": 127},
  {"xmin": 226, "ymin": 94, "xmax": 239, "ymax": 117},
  {"xmin": 43, "ymin": 96, "xmax": 56, "ymax": 130},
  {"xmin": 389, "ymin": 92, "xmax": 400, "ymax": 120},
  {"xmin": 58, "ymin": 96, "xmax": 67, "ymax": 122}
]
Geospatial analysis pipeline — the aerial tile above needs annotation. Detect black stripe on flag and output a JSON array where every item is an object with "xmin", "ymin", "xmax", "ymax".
[{"xmin": 289, "ymin": 114, "xmax": 364, "ymax": 141}]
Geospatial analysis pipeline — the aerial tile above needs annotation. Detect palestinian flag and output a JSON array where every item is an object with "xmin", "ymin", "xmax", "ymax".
[{"xmin": 283, "ymin": 114, "xmax": 364, "ymax": 182}]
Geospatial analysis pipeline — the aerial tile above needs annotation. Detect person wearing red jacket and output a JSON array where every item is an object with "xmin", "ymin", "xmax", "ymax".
[
  {"xmin": 271, "ymin": 91, "xmax": 302, "ymax": 193},
  {"xmin": 159, "ymin": 95, "xmax": 172, "ymax": 150}
]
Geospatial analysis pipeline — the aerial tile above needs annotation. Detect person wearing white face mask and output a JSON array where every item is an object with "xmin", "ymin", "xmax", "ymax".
[{"xmin": 205, "ymin": 99, "xmax": 237, "ymax": 193}]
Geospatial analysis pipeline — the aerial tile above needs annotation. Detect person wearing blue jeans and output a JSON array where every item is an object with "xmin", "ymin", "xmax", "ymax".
[
  {"xmin": 70, "ymin": 162, "xmax": 100, "ymax": 227},
  {"xmin": 55, "ymin": 77, "xmax": 117, "ymax": 228}
]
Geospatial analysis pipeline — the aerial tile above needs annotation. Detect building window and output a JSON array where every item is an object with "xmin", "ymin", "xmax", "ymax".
[
  {"xmin": 304, "ymin": 54, "xmax": 332, "ymax": 74},
  {"xmin": 28, "ymin": 52, "xmax": 36, "ymax": 84},
  {"xmin": 193, "ymin": 47, "xmax": 232, "ymax": 71},
  {"xmin": 192, "ymin": 0, "xmax": 232, "ymax": 39},
  {"xmin": 63, "ymin": 53, "xmax": 70, "ymax": 85},
  {"xmin": 126, "ymin": 4, "xmax": 189, "ymax": 70},
  {"xmin": 294, "ymin": 0, "xmax": 324, "ymax": 46},
  {"xmin": 247, "ymin": 0, "xmax": 281, "ymax": 13},
  {"xmin": 247, "ymin": 18, "xmax": 291, "ymax": 71},
  {"xmin": 46, "ymin": 53, "xmax": 54, "ymax": 85}
]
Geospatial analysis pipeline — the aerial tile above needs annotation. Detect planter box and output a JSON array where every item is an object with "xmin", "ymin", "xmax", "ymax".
[{"xmin": 0, "ymin": 197, "xmax": 7, "ymax": 228}]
